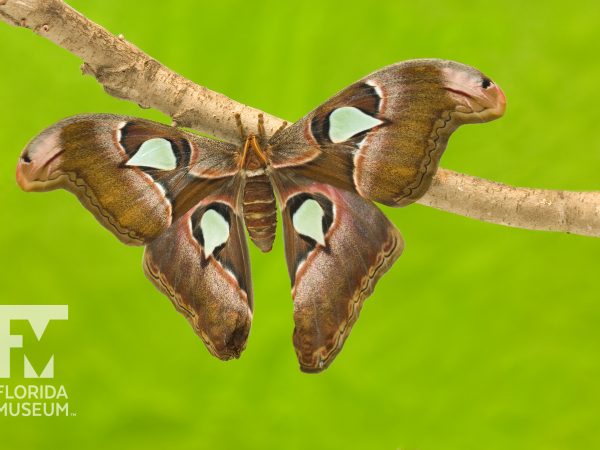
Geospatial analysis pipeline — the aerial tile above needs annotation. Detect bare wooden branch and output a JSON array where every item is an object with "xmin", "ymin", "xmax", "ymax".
[
  {"xmin": 0, "ymin": 0, "xmax": 283, "ymax": 142},
  {"xmin": 2, "ymin": 0, "xmax": 600, "ymax": 238},
  {"xmin": 420, "ymin": 170, "xmax": 600, "ymax": 237}
]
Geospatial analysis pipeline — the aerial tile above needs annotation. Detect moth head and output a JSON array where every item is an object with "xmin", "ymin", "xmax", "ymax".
[
  {"xmin": 437, "ymin": 59, "xmax": 506, "ymax": 123},
  {"xmin": 16, "ymin": 126, "xmax": 64, "ymax": 192}
]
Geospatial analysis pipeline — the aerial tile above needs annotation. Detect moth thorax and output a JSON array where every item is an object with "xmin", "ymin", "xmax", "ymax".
[
  {"xmin": 243, "ymin": 146, "xmax": 266, "ymax": 172},
  {"xmin": 242, "ymin": 174, "xmax": 277, "ymax": 252}
]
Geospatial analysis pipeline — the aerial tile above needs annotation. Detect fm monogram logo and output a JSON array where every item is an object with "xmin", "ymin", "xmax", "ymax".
[
  {"xmin": 0, "ymin": 305, "xmax": 72, "ymax": 417},
  {"xmin": 0, "ymin": 305, "xmax": 68, "ymax": 379}
]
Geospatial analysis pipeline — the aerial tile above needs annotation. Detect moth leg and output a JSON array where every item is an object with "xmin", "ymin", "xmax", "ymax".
[
  {"xmin": 239, "ymin": 132, "xmax": 251, "ymax": 167},
  {"xmin": 273, "ymin": 119, "xmax": 289, "ymax": 139},
  {"xmin": 257, "ymin": 113, "xmax": 277, "ymax": 149},
  {"xmin": 257, "ymin": 113, "xmax": 266, "ymax": 142},
  {"xmin": 234, "ymin": 113, "xmax": 247, "ymax": 142},
  {"xmin": 258, "ymin": 113, "xmax": 287, "ymax": 145},
  {"xmin": 250, "ymin": 135, "xmax": 269, "ymax": 165}
]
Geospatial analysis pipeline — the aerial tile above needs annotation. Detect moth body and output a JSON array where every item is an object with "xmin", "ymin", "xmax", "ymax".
[{"xmin": 239, "ymin": 134, "xmax": 277, "ymax": 252}]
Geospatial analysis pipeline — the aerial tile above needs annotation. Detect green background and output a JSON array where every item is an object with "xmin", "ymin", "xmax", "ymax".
[{"xmin": 1, "ymin": 0, "xmax": 599, "ymax": 449}]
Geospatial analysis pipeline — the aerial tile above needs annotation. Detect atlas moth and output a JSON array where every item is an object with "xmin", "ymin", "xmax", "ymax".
[{"xmin": 16, "ymin": 59, "xmax": 505, "ymax": 372}]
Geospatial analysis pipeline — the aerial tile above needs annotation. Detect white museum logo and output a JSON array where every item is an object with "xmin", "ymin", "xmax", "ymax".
[{"xmin": 0, "ymin": 305, "xmax": 72, "ymax": 417}]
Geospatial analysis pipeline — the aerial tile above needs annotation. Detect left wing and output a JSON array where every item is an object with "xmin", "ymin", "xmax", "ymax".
[
  {"xmin": 16, "ymin": 114, "xmax": 239, "ymax": 245},
  {"xmin": 16, "ymin": 114, "xmax": 252, "ymax": 361},
  {"xmin": 271, "ymin": 171, "xmax": 404, "ymax": 372}
]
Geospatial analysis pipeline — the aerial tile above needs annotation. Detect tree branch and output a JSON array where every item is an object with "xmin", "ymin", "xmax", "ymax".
[
  {"xmin": 0, "ymin": 0, "xmax": 282, "ymax": 142},
  {"xmin": 2, "ymin": 0, "xmax": 599, "ymax": 238},
  {"xmin": 420, "ymin": 171, "xmax": 600, "ymax": 237}
]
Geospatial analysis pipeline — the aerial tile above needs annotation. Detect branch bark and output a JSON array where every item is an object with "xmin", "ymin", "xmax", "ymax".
[
  {"xmin": 420, "ymin": 171, "xmax": 600, "ymax": 237},
  {"xmin": 2, "ymin": 0, "xmax": 599, "ymax": 238}
]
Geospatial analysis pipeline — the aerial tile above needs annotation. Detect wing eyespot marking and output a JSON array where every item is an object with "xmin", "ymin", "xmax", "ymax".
[
  {"xmin": 328, "ymin": 107, "xmax": 384, "ymax": 144},
  {"xmin": 287, "ymin": 193, "xmax": 334, "ymax": 247},
  {"xmin": 190, "ymin": 203, "xmax": 232, "ymax": 259},
  {"xmin": 308, "ymin": 82, "xmax": 384, "ymax": 146},
  {"xmin": 292, "ymin": 198, "xmax": 326, "ymax": 245},
  {"xmin": 126, "ymin": 138, "xmax": 177, "ymax": 170}
]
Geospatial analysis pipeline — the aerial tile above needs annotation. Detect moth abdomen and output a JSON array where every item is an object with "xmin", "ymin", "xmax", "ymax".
[{"xmin": 243, "ymin": 173, "xmax": 277, "ymax": 252}]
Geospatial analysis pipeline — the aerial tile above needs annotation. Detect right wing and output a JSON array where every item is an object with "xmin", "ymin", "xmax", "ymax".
[
  {"xmin": 268, "ymin": 59, "xmax": 505, "ymax": 207},
  {"xmin": 271, "ymin": 171, "xmax": 404, "ymax": 372}
]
